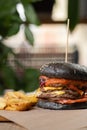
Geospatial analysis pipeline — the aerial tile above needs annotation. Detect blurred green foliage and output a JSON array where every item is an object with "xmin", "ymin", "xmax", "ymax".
[
  {"xmin": 68, "ymin": 0, "xmax": 79, "ymax": 31},
  {"xmin": 0, "ymin": 0, "xmax": 42, "ymax": 94}
]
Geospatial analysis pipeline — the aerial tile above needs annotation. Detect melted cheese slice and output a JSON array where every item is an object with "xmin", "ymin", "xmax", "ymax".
[
  {"xmin": 43, "ymin": 87, "xmax": 63, "ymax": 91},
  {"xmin": 51, "ymin": 91, "xmax": 65, "ymax": 95}
]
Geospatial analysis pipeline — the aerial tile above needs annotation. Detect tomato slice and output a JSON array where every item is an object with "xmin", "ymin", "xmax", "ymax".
[
  {"xmin": 40, "ymin": 76, "xmax": 87, "ymax": 87},
  {"xmin": 57, "ymin": 97, "xmax": 87, "ymax": 104}
]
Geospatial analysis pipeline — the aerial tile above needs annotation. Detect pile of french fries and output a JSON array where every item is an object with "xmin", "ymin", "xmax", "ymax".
[{"xmin": 0, "ymin": 91, "xmax": 38, "ymax": 111}]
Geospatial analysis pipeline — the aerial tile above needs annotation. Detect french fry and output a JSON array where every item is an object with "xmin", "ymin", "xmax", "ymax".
[{"xmin": 0, "ymin": 97, "xmax": 6, "ymax": 110}]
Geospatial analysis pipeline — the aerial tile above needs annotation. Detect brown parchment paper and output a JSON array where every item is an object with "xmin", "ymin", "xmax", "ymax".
[{"xmin": 0, "ymin": 107, "xmax": 87, "ymax": 130}]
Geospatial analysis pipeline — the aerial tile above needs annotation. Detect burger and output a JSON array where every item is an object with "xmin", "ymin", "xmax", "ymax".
[{"xmin": 37, "ymin": 62, "xmax": 87, "ymax": 110}]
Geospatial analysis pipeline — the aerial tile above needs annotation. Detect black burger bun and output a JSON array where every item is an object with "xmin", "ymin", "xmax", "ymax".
[
  {"xmin": 40, "ymin": 62, "xmax": 87, "ymax": 81},
  {"xmin": 37, "ymin": 99, "xmax": 87, "ymax": 110}
]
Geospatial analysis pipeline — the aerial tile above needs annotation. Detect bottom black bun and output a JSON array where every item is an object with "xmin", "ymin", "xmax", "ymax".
[{"xmin": 37, "ymin": 100, "xmax": 87, "ymax": 110}]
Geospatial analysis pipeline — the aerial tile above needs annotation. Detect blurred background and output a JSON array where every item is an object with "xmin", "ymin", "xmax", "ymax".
[{"xmin": 0, "ymin": 0, "xmax": 87, "ymax": 94}]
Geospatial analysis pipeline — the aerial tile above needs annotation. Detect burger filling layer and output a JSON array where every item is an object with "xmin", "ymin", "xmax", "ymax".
[{"xmin": 38, "ymin": 76, "xmax": 87, "ymax": 104}]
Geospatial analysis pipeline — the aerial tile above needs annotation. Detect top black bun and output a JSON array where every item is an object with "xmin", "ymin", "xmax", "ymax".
[{"xmin": 40, "ymin": 62, "xmax": 87, "ymax": 81}]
